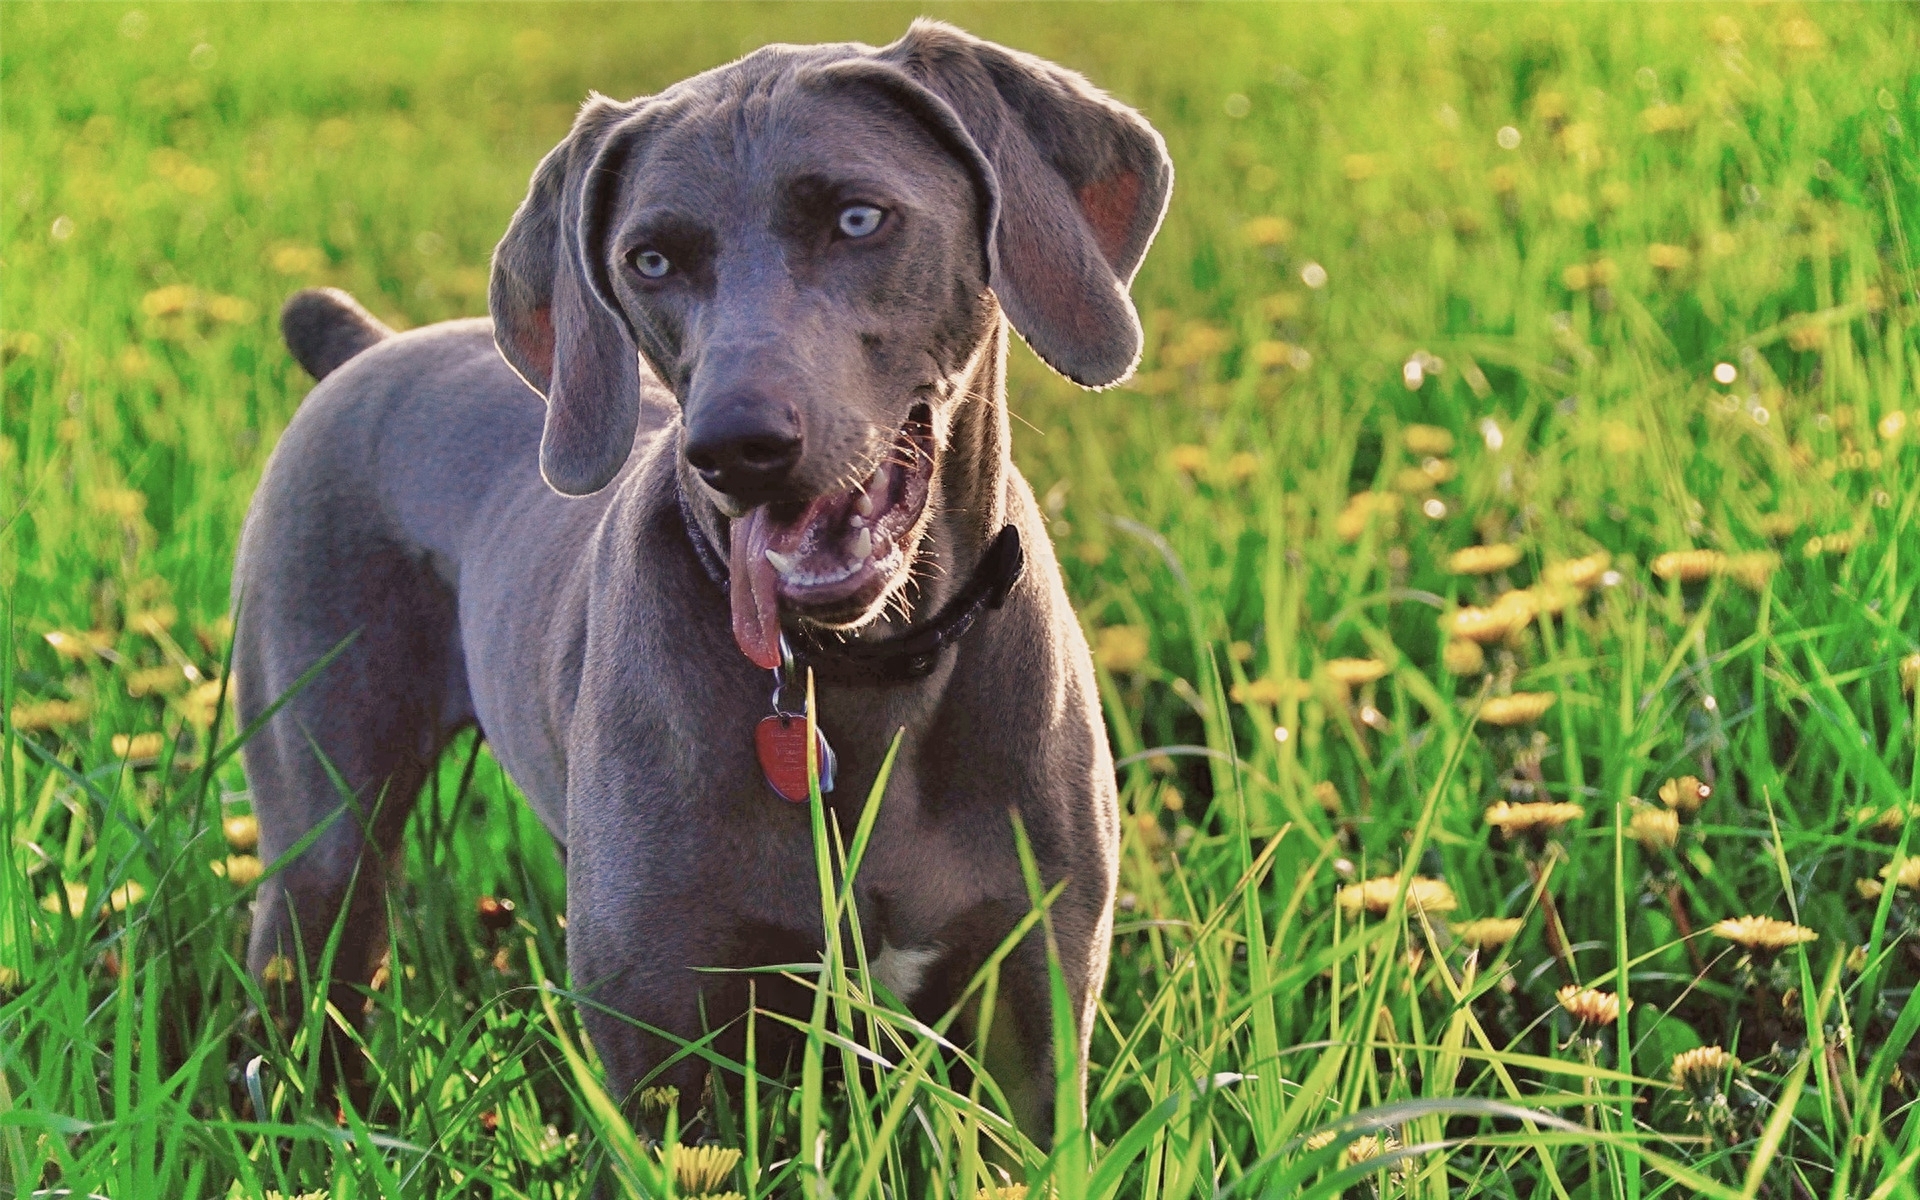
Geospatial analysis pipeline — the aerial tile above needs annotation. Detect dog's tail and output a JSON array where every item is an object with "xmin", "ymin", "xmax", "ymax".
[{"xmin": 281, "ymin": 288, "xmax": 394, "ymax": 381}]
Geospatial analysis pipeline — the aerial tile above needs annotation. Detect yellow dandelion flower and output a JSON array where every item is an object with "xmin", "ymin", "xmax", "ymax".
[
  {"xmin": 1484, "ymin": 800, "xmax": 1583, "ymax": 835},
  {"xmin": 1652, "ymin": 550, "xmax": 1724, "ymax": 583},
  {"xmin": 1628, "ymin": 804, "xmax": 1680, "ymax": 850},
  {"xmin": 1242, "ymin": 215, "xmax": 1294, "ymax": 246},
  {"xmin": 1442, "ymin": 605, "xmax": 1510, "ymax": 644},
  {"xmin": 1711, "ymin": 915, "xmax": 1818, "ymax": 951},
  {"xmin": 1879, "ymin": 410, "xmax": 1908, "ymax": 440},
  {"xmin": 1093, "ymin": 626, "xmax": 1150, "ymax": 674},
  {"xmin": 1659, "ymin": 776, "xmax": 1712, "ymax": 814},
  {"xmin": 224, "ymin": 814, "xmax": 260, "ymax": 852},
  {"xmin": 1900, "ymin": 653, "xmax": 1919, "ymax": 695},
  {"xmin": 1646, "ymin": 243, "xmax": 1693, "ymax": 270},
  {"xmin": 1337, "ymin": 875, "xmax": 1457, "ymax": 918},
  {"xmin": 1312, "ymin": 780, "xmax": 1342, "ymax": 813},
  {"xmin": 975, "ymin": 1186, "xmax": 1027, "ymax": 1200},
  {"xmin": 41, "ymin": 881, "xmax": 92, "ymax": 917},
  {"xmin": 1393, "ymin": 466, "xmax": 1437, "ymax": 494},
  {"xmin": 1451, "ymin": 916, "xmax": 1524, "ymax": 951},
  {"xmin": 1528, "ymin": 581, "xmax": 1584, "ymax": 616},
  {"xmin": 1334, "ymin": 491, "xmax": 1399, "ymax": 542},
  {"xmin": 1757, "ymin": 512, "xmax": 1800, "ymax": 540},
  {"xmin": 127, "ymin": 606, "xmax": 177, "ymax": 640},
  {"xmin": 1879, "ymin": 857, "xmax": 1920, "ymax": 890},
  {"xmin": 1639, "ymin": 106, "xmax": 1693, "ymax": 135},
  {"xmin": 1302, "ymin": 1129, "xmax": 1338, "ymax": 1153},
  {"xmin": 1725, "ymin": 552, "xmax": 1779, "ymax": 590},
  {"xmin": 262, "ymin": 954, "xmax": 297, "ymax": 985},
  {"xmin": 269, "ymin": 243, "xmax": 326, "ymax": 276},
  {"xmin": 1343, "ymin": 1132, "xmax": 1400, "ymax": 1166},
  {"xmin": 181, "ymin": 679, "xmax": 227, "ymax": 728},
  {"xmin": 1544, "ymin": 552, "xmax": 1611, "ymax": 590},
  {"xmin": 1222, "ymin": 451, "xmax": 1260, "ymax": 481},
  {"xmin": 1449, "ymin": 543, "xmax": 1523, "ymax": 575},
  {"xmin": 1476, "ymin": 692, "xmax": 1557, "ymax": 726},
  {"xmin": 1403, "ymin": 424, "xmax": 1455, "ymax": 456},
  {"xmin": 1325, "ymin": 658, "xmax": 1389, "ymax": 686},
  {"xmin": 43, "ymin": 630, "xmax": 114, "ymax": 660},
  {"xmin": 1443, "ymin": 638, "xmax": 1485, "ymax": 675},
  {"xmin": 141, "ymin": 285, "xmax": 199, "ymax": 318},
  {"xmin": 111, "ymin": 732, "xmax": 164, "ymax": 759},
  {"xmin": 1671, "ymin": 1045, "xmax": 1736, "ymax": 1089},
  {"xmin": 668, "ymin": 1144, "xmax": 742, "ymax": 1195},
  {"xmin": 1856, "ymin": 878, "xmax": 1884, "ymax": 901},
  {"xmin": 126, "ymin": 666, "xmax": 186, "ymax": 698},
  {"xmin": 1248, "ymin": 339, "xmax": 1298, "ymax": 368},
  {"xmin": 1492, "ymin": 588, "xmax": 1540, "ymax": 622},
  {"xmin": 1556, "ymin": 985, "xmax": 1625, "ymax": 1026},
  {"xmin": 10, "ymin": 698, "xmax": 90, "ymax": 732},
  {"xmin": 1561, "ymin": 263, "xmax": 1591, "ymax": 291},
  {"xmin": 1851, "ymin": 804, "xmax": 1911, "ymax": 832},
  {"xmin": 1805, "ymin": 530, "xmax": 1858, "ymax": 558},
  {"xmin": 1232, "ymin": 677, "xmax": 1307, "ymax": 706},
  {"xmin": 1166, "ymin": 445, "xmax": 1209, "ymax": 475},
  {"xmin": 212, "ymin": 854, "xmax": 264, "ymax": 886}
]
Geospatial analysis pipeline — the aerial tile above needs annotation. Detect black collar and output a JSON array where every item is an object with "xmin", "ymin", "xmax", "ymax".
[{"xmin": 676, "ymin": 489, "xmax": 1026, "ymax": 686}]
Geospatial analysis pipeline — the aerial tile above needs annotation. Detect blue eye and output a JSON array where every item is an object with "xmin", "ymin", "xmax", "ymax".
[
  {"xmin": 632, "ymin": 249, "xmax": 671, "ymax": 278},
  {"xmin": 837, "ymin": 204, "xmax": 885, "ymax": 238}
]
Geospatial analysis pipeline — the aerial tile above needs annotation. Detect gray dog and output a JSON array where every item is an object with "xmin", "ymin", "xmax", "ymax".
[{"xmin": 233, "ymin": 20, "xmax": 1170, "ymax": 1140}]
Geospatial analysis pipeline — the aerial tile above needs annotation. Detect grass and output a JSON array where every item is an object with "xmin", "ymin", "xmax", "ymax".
[{"xmin": 3, "ymin": 1, "xmax": 1919, "ymax": 1196}]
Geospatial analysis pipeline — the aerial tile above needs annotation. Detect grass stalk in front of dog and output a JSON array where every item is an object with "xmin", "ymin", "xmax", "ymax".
[{"xmin": 4, "ymin": 2, "xmax": 1920, "ymax": 1196}]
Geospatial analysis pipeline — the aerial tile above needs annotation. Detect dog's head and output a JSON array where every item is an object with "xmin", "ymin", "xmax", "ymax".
[{"xmin": 489, "ymin": 20, "xmax": 1171, "ymax": 668}]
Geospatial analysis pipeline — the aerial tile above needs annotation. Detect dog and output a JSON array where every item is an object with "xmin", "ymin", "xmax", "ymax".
[{"xmin": 233, "ymin": 19, "xmax": 1170, "ymax": 1141}]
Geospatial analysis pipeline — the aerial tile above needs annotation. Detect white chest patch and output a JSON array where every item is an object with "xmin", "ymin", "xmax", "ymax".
[{"xmin": 872, "ymin": 941, "xmax": 943, "ymax": 1002}]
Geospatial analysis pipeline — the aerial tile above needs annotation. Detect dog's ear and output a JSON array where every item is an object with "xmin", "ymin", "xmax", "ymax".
[
  {"xmin": 490, "ymin": 95, "xmax": 642, "ymax": 497},
  {"xmin": 876, "ymin": 20, "xmax": 1172, "ymax": 388}
]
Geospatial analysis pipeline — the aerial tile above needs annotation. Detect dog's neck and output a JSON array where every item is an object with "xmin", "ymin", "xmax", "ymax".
[{"xmin": 677, "ymin": 318, "xmax": 1018, "ymax": 649}]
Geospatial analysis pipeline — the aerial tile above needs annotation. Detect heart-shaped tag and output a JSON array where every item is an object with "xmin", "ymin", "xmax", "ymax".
[{"xmin": 755, "ymin": 714, "xmax": 835, "ymax": 802}]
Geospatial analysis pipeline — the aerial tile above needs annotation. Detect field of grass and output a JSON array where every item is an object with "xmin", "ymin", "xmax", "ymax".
[{"xmin": 4, "ymin": 2, "xmax": 1920, "ymax": 1197}]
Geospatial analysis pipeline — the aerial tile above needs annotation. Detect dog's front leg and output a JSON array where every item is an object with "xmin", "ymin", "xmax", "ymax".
[{"xmin": 565, "ymin": 864, "xmax": 738, "ymax": 1134}]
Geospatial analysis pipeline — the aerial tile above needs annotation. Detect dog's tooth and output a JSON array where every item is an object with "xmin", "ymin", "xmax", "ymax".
[
  {"xmin": 764, "ymin": 548, "xmax": 798, "ymax": 577},
  {"xmin": 851, "ymin": 527, "xmax": 873, "ymax": 560},
  {"xmin": 849, "ymin": 515, "xmax": 864, "ymax": 529},
  {"xmin": 854, "ymin": 491, "xmax": 874, "ymax": 517}
]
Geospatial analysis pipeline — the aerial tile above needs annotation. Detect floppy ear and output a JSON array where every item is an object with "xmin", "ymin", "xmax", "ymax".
[
  {"xmin": 879, "ymin": 20, "xmax": 1172, "ymax": 388},
  {"xmin": 489, "ymin": 95, "xmax": 642, "ymax": 497}
]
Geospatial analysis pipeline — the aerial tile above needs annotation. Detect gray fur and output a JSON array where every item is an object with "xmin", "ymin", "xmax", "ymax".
[
  {"xmin": 280, "ymin": 287, "xmax": 393, "ymax": 382},
  {"xmin": 233, "ymin": 19, "xmax": 1170, "ymax": 1142}
]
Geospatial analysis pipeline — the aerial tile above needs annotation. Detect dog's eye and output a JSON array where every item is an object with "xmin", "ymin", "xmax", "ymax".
[
  {"xmin": 836, "ymin": 204, "xmax": 885, "ymax": 239},
  {"xmin": 631, "ymin": 249, "xmax": 672, "ymax": 279}
]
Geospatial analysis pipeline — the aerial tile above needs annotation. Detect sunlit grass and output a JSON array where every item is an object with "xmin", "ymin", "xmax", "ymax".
[{"xmin": 3, "ymin": 2, "xmax": 1919, "ymax": 1197}]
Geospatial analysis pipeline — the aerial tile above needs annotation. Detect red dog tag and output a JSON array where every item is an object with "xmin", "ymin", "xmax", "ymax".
[{"xmin": 755, "ymin": 714, "xmax": 833, "ymax": 802}]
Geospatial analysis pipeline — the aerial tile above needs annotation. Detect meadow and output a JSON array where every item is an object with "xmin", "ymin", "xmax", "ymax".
[{"xmin": 3, "ymin": 2, "xmax": 1919, "ymax": 1196}]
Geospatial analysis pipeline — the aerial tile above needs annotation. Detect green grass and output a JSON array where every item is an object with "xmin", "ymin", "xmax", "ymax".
[{"xmin": 4, "ymin": 2, "xmax": 1919, "ymax": 1196}]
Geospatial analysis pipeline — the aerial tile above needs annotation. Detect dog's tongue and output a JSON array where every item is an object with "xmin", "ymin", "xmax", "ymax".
[{"xmin": 730, "ymin": 507, "xmax": 784, "ymax": 670}]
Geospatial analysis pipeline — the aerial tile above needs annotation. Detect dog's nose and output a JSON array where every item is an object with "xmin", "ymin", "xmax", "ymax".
[{"xmin": 683, "ymin": 399, "xmax": 804, "ymax": 501}]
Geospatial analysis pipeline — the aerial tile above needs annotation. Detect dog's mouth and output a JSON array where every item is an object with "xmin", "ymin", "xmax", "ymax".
[{"xmin": 729, "ymin": 407, "xmax": 935, "ymax": 670}]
